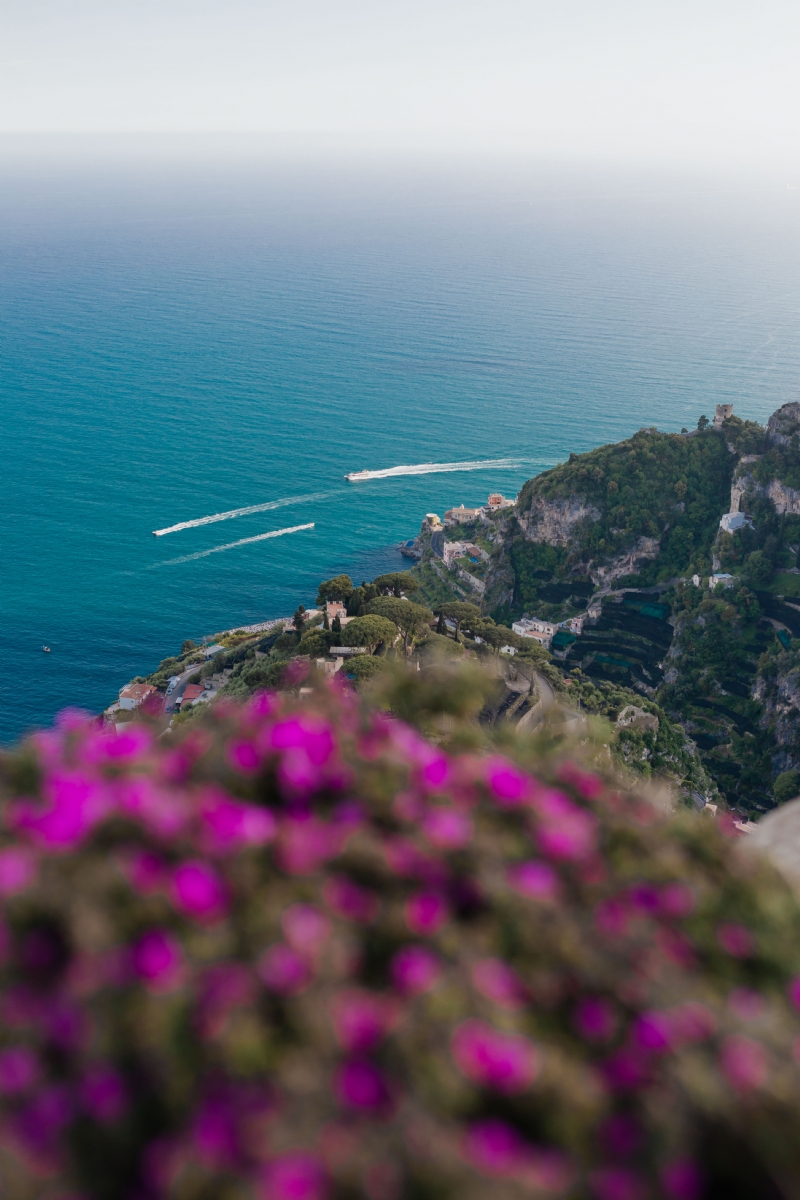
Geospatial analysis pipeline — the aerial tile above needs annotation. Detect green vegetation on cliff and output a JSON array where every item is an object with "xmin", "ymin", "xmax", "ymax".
[{"xmin": 516, "ymin": 425, "xmax": 733, "ymax": 583}]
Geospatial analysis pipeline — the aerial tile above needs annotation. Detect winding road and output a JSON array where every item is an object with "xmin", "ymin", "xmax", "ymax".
[{"xmin": 515, "ymin": 670, "xmax": 556, "ymax": 733}]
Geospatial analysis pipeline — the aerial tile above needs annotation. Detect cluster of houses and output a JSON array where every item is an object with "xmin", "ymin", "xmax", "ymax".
[
  {"xmin": 691, "ymin": 572, "xmax": 735, "ymax": 589},
  {"xmin": 511, "ymin": 613, "xmax": 587, "ymax": 651},
  {"xmin": 441, "ymin": 492, "xmax": 515, "ymax": 527}
]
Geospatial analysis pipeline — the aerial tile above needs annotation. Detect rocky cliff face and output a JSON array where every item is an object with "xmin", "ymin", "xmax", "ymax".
[
  {"xmin": 755, "ymin": 659, "xmax": 800, "ymax": 775},
  {"xmin": 767, "ymin": 401, "xmax": 800, "ymax": 448},
  {"xmin": 731, "ymin": 471, "xmax": 800, "ymax": 516},
  {"xmin": 517, "ymin": 496, "xmax": 600, "ymax": 546},
  {"xmin": 591, "ymin": 536, "xmax": 662, "ymax": 586}
]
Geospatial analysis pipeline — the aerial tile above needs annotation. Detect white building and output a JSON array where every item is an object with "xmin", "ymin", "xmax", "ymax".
[
  {"xmin": 691, "ymin": 574, "xmax": 702, "ymax": 587},
  {"xmin": 442, "ymin": 541, "xmax": 468, "ymax": 568},
  {"xmin": 709, "ymin": 573, "xmax": 734, "ymax": 588},
  {"xmin": 719, "ymin": 511, "xmax": 753, "ymax": 534},
  {"xmin": 119, "ymin": 683, "xmax": 157, "ymax": 711},
  {"xmin": 512, "ymin": 617, "xmax": 558, "ymax": 649}
]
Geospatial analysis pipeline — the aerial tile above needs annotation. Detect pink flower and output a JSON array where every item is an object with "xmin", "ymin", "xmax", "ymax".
[
  {"xmin": 451, "ymin": 1019, "xmax": 538, "ymax": 1094},
  {"xmin": 558, "ymin": 762, "xmax": 605, "ymax": 799},
  {"xmin": 196, "ymin": 963, "xmax": 254, "ymax": 1038},
  {"xmin": 200, "ymin": 792, "xmax": 276, "ymax": 852},
  {"xmin": 669, "ymin": 1002, "xmax": 715, "ymax": 1044},
  {"xmin": 258, "ymin": 944, "xmax": 311, "ymax": 995},
  {"xmin": 244, "ymin": 690, "xmax": 278, "ymax": 721},
  {"xmin": 15, "ymin": 770, "xmax": 110, "ymax": 851},
  {"xmin": 600, "ymin": 1050, "xmax": 649, "ymax": 1092},
  {"xmin": 80, "ymin": 1065, "xmax": 126, "ymax": 1123},
  {"xmin": 277, "ymin": 815, "xmax": 336, "ymax": 875},
  {"xmin": 662, "ymin": 1160, "xmax": 703, "ymax": 1200},
  {"xmin": 122, "ymin": 849, "xmax": 166, "ymax": 895},
  {"xmin": 119, "ymin": 777, "xmax": 188, "ymax": 839},
  {"xmin": 728, "ymin": 987, "xmax": 765, "ymax": 1022},
  {"xmin": 332, "ymin": 990, "xmax": 394, "ymax": 1053},
  {"xmin": 282, "ymin": 904, "xmax": 331, "ymax": 958},
  {"xmin": 420, "ymin": 752, "xmax": 450, "ymax": 790},
  {"xmin": 659, "ymin": 882, "xmax": 695, "ymax": 919},
  {"xmin": 632, "ymin": 1011, "xmax": 673, "ymax": 1055},
  {"xmin": 226, "ymin": 739, "xmax": 261, "ymax": 773},
  {"xmin": 405, "ymin": 891, "xmax": 449, "ymax": 936},
  {"xmin": 261, "ymin": 1152, "xmax": 328, "ymax": 1200},
  {"xmin": 472, "ymin": 959, "xmax": 527, "ymax": 1011},
  {"xmin": 594, "ymin": 897, "xmax": 630, "ymax": 938},
  {"xmin": 789, "ymin": 976, "xmax": 800, "ymax": 1013},
  {"xmin": 421, "ymin": 806, "xmax": 473, "ymax": 849},
  {"xmin": 323, "ymin": 875, "xmax": 379, "ymax": 923},
  {"xmin": 390, "ymin": 945, "xmax": 441, "ymax": 995},
  {"xmin": 0, "ymin": 1046, "xmax": 39, "ymax": 1094},
  {"xmin": 268, "ymin": 715, "xmax": 335, "ymax": 765},
  {"xmin": 335, "ymin": 1059, "xmax": 390, "ymax": 1111},
  {"xmin": 589, "ymin": 1166, "xmax": 646, "ymax": 1200},
  {"xmin": 717, "ymin": 922, "xmax": 754, "ymax": 958},
  {"xmin": 574, "ymin": 997, "xmax": 617, "ymax": 1042},
  {"xmin": 462, "ymin": 1118, "xmax": 526, "ymax": 1177},
  {"xmin": 534, "ymin": 792, "xmax": 597, "ymax": 861},
  {"xmin": 599, "ymin": 1114, "xmax": 642, "ymax": 1157},
  {"xmin": 84, "ymin": 724, "xmax": 153, "ymax": 764},
  {"xmin": 507, "ymin": 860, "xmax": 560, "ymax": 901},
  {"xmin": 171, "ymin": 861, "xmax": 230, "ymax": 924},
  {"xmin": 0, "ymin": 847, "xmax": 37, "ymax": 896},
  {"xmin": 484, "ymin": 757, "xmax": 531, "ymax": 807},
  {"xmin": 719, "ymin": 1035, "xmax": 767, "ymax": 1091},
  {"xmin": 132, "ymin": 929, "xmax": 185, "ymax": 992}
]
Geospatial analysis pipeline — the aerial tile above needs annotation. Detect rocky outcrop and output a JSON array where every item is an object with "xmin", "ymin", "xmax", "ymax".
[
  {"xmin": 754, "ymin": 657, "xmax": 800, "ymax": 775},
  {"xmin": 517, "ymin": 496, "xmax": 600, "ymax": 546},
  {"xmin": 767, "ymin": 402, "xmax": 800, "ymax": 448},
  {"xmin": 591, "ymin": 536, "xmax": 662, "ymax": 586},
  {"xmin": 731, "ymin": 470, "xmax": 800, "ymax": 516}
]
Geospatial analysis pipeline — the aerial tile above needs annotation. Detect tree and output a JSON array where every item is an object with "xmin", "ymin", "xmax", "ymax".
[
  {"xmin": 344, "ymin": 655, "xmax": 388, "ymax": 684},
  {"xmin": 774, "ymin": 768, "xmax": 800, "ymax": 805},
  {"xmin": 340, "ymin": 614, "xmax": 398, "ymax": 655},
  {"xmin": 181, "ymin": 640, "xmax": 197, "ymax": 654},
  {"xmin": 292, "ymin": 606, "xmax": 307, "ymax": 636},
  {"xmin": 746, "ymin": 550, "xmax": 773, "ymax": 586},
  {"xmin": 316, "ymin": 575, "xmax": 354, "ymax": 606},
  {"xmin": 331, "ymin": 614, "xmax": 341, "ymax": 634},
  {"xmin": 366, "ymin": 597, "xmax": 433, "ymax": 656},
  {"xmin": 297, "ymin": 630, "xmax": 331, "ymax": 660},
  {"xmin": 323, "ymin": 610, "xmax": 330, "ymax": 631},
  {"xmin": 373, "ymin": 572, "xmax": 419, "ymax": 598},
  {"xmin": 697, "ymin": 415, "xmax": 710, "ymax": 430},
  {"xmin": 436, "ymin": 612, "xmax": 446, "ymax": 635},
  {"xmin": 437, "ymin": 602, "xmax": 481, "ymax": 642}
]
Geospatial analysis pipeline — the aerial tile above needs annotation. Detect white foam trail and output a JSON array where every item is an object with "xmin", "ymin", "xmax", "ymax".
[
  {"xmin": 155, "ymin": 524, "xmax": 314, "ymax": 567},
  {"xmin": 346, "ymin": 458, "xmax": 523, "ymax": 481},
  {"xmin": 152, "ymin": 492, "xmax": 330, "ymax": 537}
]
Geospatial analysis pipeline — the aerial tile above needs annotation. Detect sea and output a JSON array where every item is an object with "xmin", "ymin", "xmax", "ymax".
[{"xmin": 2, "ymin": 151, "xmax": 800, "ymax": 743}]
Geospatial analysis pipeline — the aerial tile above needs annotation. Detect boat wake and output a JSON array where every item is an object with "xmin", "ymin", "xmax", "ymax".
[
  {"xmin": 345, "ymin": 458, "xmax": 523, "ymax": 482},
  {"xmin": 154, "ymin": 523, "xmax": 315, "ymax": 567},
  {"xmin": 152, "ymin": 492, "xmax": 329, "ymax": 537}
]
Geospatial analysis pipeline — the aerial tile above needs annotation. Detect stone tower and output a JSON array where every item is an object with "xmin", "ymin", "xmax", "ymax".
[{"xmin": 713, "ymin": 403, "xmax": 734, "ymax": 428}]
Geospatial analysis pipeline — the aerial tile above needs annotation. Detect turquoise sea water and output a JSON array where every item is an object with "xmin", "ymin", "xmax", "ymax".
[{"xmin": 3, "ymin": 158, "xmax": 800, "ymax": 742}]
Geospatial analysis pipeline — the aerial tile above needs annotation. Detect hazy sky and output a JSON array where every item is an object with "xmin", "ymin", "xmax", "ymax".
[{"xmin": 1, "ymin": 1, "xmax": 799, "ymax": 166}]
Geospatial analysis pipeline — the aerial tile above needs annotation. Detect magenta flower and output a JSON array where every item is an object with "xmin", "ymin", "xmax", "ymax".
[
  {"xmin": 119, "ymin": 777, "xmax": 188, "ymax": 839},
  {"xmin": 589, "ymin": 1165, "xmax": 646, "ymax": 1200},
  {"xmin": 261, "ymin": 1152, "xmax": 328, "ymax": 1200},
  {"xmin": 471, "ymin": 959, "xmax": 527, "ymax": 1011},
  {"xmin": 717, "ymin": 922, "xmax": 754, "ymax": 958},
  {"xmin": 193, "ymin": 1096, "xmax": 239, "ymax": 1170},
  {"xmin": 132, "ymin": 929, "xmax": 185, "ymax": 993},
  {"xmin": 405, "ymin": 891, "xmax": 449, "ymax": 936},
  {"xmin": 334, "ymin": 1058, "xmax": 390, "ymax": 1111},
  {"xmin": 243, "ymin": 690, "xmax": 278, "ymax": 720},
  {"xmin": 80, "ymin": 1064, "xmax": 126, "ymax": 1123},
  {"xmin": 659, "ymin": 882, "xmax": 695, "ymax": 919},
  {"xmin": 390, "ymin": 945, "xmax": 441, "ymax": 995},
  {"xmin": 122, "ymin": 849, "xmax": 166, "ymax": 895},
  {"xmin": 11, "ymin": 1083, "xmax": 73, "ymax": 1170},
  {"xmin": 507, "ymin": 860, "xmax": 560, "ymax": 901},
  {"xmin": 16, "ymin": 770, "xmax": 110, "ymax": 851},
  {"xmin": 0, "ymin": 1046, "xmax": 39, "ymax": 1094},
  {"xmin": 558, "ymin": 762, "xmax": 605, "ymax": 799},
  {"xmin": 171, "ymin": 860, "xmax": 230, "ymax": 925},
  {"xmin": 789, "ymin": 976, "xmax": 800, "ymax": 1013},
  {"xmin": 719, "ymin": 1035, "xmax": 767, "ymax": 1091},
  {"xmin": 277, "ymin": 815, "xmax": 336, "ymax": 875},
  {"xmin": 201, "ymin": 793, "xmax": 276, "ymax": 852},
  {"xmin": 462, "ymin": 1118, "xmax": 526, "ymax": 1177},
  {"xmin": 420, "ymin": 752, "xmax": 450, "ymax": 790},
  {"xmin": 534, "ymin": 792, "xmax": 597, "ymax": 861},
  {"xmin": 600, "ymin": 1050, "xmax": 649, "ymax": 1092},
  {"xmin": 258, "ymin": 944, "xmax": 311, "ymax": 995},
  {"xmin": 669, "ymin": 1002, "xmax": 715, "ymax": 1045},
  {"xmin": 226, "ymin": 738, "xmax": 261, "ymax": 774},
  {"xmin": 268, "ymin": 715, "xmax": 336, "ymax": 766},
  {"xmin": 282, "ymin": 903, "xmax": 331, "ymax": 958},
  {"xmin": 332, "ymin": 989, "xmax": 394, "ymax": 1053},
  {"xmin": 728, "ymin": 987, "xmax": 765, "ymax": 1021},
  {"xmin": 632, "ymin": 1010, "xmax": 673, "ymax": 1055},
  {"xmin": 662, "ymin": 1159, "xmax": 703, "ymax": 1200},
  {"xmin": 84, "ymin": 724, "xmax": 153, "ymax": 764},
  {"xmin": 421, "ymin": 806, "xmax": 473, "ymax": 849},
  {"xmin": 599, "ymin": 1114, "xmax": 642, "ymax": 1158},
  {"xmin": 0, "ymin": 847, "xmax": 37, "ymax": 896},
  {"xmin": 451, "ymin": 1019, "xmax": 538, "ymax": 1094},
  {"xmin": 196, "ymin": 963, "xmax": 254, "ymax": 1038},
  {"xmin": 574, "ymin": 997, "xmax": 617, "ymax": 1042},
  {"xmin": 323, "ymin": 875, "xmax": 379, "ymax": 923},
  {"xmin": 594, "ymin": 897, "xmax": 631, "ymax": 938},
  {"xmin": 484, "ymin": 756, "xmax": 531, "ymax": 807}
]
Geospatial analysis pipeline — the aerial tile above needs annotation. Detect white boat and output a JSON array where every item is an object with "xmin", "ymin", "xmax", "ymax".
[{"xmin": 345, "ymin": 469, "xmax": 372, "ymax": 482}]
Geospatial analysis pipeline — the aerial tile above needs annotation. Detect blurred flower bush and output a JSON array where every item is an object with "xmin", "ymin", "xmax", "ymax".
[{"xmin": 1, "ymin": 668, "xmax": 800, "ymax": 1199}]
